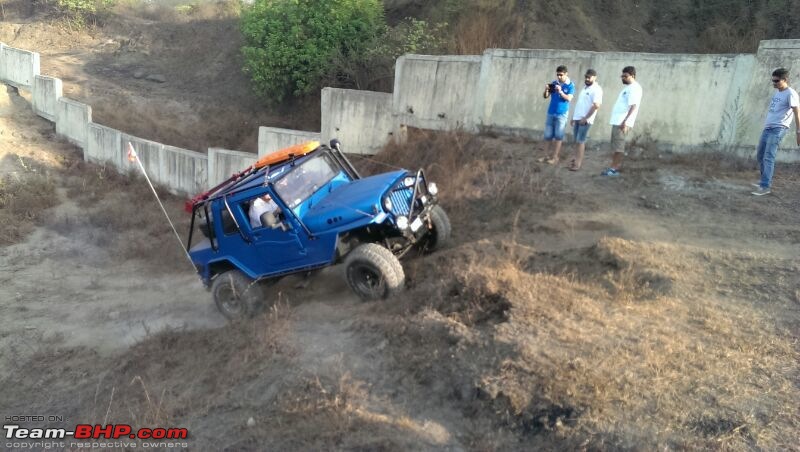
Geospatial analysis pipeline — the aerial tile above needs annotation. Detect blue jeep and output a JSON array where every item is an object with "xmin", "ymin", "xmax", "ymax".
[{"xmin": 185, "ymin": 140, "xmax": 450, "ymax": 320}]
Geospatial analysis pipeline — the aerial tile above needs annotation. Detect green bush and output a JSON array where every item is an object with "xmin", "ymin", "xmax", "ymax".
[
  {"xmin": 55, "ymin": 0, "xmax": 114, "ymax": 27},
  {"xmin": 240, "ymin": 0, "xmax": 387, "ymax": 102}
]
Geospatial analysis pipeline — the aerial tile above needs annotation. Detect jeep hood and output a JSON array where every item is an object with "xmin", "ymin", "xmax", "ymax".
[{"xmin": 302, "ymin": 170, "xmax": 406, "ymax": 232}]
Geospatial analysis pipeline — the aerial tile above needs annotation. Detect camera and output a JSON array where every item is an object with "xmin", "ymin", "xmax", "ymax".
[{"xmin": 548, "ymin": 82, "xmax": 559, "ymax": 93}]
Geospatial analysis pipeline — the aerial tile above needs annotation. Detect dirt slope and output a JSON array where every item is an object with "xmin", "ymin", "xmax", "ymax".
[
  {"xmin": 1, "ymin": 2, "xmax": 799, "ymax": 450},
  {"xmin": 2, "ymin": 84, "xmax": 799, "ymax": 449}
]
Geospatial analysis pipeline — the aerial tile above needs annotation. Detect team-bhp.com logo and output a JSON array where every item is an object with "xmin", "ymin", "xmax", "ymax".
[{"xmin": 5, "ymin": 424, "xmax": 187, "ymax": 440}]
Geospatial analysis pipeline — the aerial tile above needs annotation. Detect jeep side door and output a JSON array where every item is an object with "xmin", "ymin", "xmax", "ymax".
[{"xmin": 235, "ymin": 190, "xmax": 336, "ymax": 276}]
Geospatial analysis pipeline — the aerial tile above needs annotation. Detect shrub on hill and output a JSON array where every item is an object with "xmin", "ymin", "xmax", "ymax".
[{"xmin": 240, "ymin": 0, "xmax": 386, "ymax": 102}]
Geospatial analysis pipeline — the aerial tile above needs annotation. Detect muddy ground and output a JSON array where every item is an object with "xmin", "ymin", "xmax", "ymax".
[{"xmin": 1, "ymin": 3, "xmax": 799, "ymax": 451}]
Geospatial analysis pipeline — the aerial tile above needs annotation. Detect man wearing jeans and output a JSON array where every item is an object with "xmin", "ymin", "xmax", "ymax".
[
  {"xmin": 566, "ymin": 69, "xmax": 603, "ymax": 171},
  {"xmin": 752, "ymin": 67, "xmax": 800, "ymax": 196},
  {"xmin": 601, "ymin": 66, "xmax": 642, "ymax": 177},
  {"xmin": 539, "ymin": 65, "xmax": 574, "ymax": 164}
]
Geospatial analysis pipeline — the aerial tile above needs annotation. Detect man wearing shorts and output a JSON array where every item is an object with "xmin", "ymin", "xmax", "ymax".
[
  {"xmin": 566, "ymin": 69, "xmax": 603, "ymax": 171},
  {"xmin": 539, "ymin": 65, "xmax": 574, "ymax": 164},
  {"xmin": 601, "ymin": 66, "xmax": 642, "ymax": 177}
]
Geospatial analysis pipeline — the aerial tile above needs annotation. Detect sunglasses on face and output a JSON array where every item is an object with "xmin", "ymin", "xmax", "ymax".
[{"xmin": 772, "ymin": 79, "xmax": 781, "ymax": 83}]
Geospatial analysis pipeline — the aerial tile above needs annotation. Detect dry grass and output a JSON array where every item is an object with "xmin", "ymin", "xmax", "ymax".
[
  {"xmin": 664, "ymin": 149, "xmax": 757, "ymax": 175},
  {"xmin": 44, "ymin": 159, "xmax": 193, "ymax": 272},
  {"xmin": 450, "ymin": 9, "xmax": 524, "ymax": 55},
  {"xmin": 378, "ymin": 236, "xmax": 800, "ymax": 449},
  {"xmin": 0, "ymin": 155, "xmax": 58, "ymax": 245}
]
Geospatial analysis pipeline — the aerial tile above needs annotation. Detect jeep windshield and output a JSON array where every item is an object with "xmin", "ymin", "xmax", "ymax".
[{"xmin": 273, "ymin": 153, "xmax": 340, "ymax": 208}]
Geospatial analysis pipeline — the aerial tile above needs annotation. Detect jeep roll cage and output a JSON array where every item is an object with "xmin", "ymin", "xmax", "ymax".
[{"xmin": 185, "ymin": 142, "xmax": 359, "ymax": 252}]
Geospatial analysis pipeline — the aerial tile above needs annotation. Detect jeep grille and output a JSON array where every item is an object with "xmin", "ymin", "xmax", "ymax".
[{"xmin": 389, "ymin": 187, "xmax": 413, "ymax": 216}]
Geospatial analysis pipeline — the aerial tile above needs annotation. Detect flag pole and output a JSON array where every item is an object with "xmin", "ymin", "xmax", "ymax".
[{"xmin": 127, "ymin": 142, "xmax": 196, "ymax": 271}]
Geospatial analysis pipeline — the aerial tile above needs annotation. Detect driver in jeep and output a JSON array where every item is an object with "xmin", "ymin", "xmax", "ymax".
[{"xmin": 248, "ymin": 194, "xmax": 279, "ymax": 228}]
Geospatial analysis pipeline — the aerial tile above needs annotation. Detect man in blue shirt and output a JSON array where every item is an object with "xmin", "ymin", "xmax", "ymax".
[{"xmin": 539, "ymin": 65, "xmax": 575, "ymax": 164}]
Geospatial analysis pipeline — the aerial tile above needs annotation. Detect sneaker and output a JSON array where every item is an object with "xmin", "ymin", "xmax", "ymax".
[
  {"xmin": 751, "ymin": 187, "xmax": 771, "ymax": 196},
  {"xmin": 601, "ymin": 168, "xmax": 619, "ymax": 177},
  {"xmin": 751, "ymin": 182, "xmax": 761, "ymax": 188}
]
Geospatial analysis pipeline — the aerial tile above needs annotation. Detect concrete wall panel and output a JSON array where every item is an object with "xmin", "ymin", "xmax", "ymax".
[
  {"xmin": 258, "ymin": 127, "xmax": 321, "ymax": 157},
  {"xmin": 87, "ymin": 123, "xmax": 123, "ymax": 167},
  {"xmin": 733, "ymin": 39, "xmax": 800, "ymax": 162},
  {"xmin": 0, "ymin": 43, "xmax": 6, "ymax": 82},
  {"xmin": 208, "ymin": 148, "xmax": 257, "ymax": 187},
  {"xmin": 56, "ymin": 98, "xmax": 92, "ymax": 148},
  {"xmin": 474, "ymin": 49, "xmax": 753, "ymax": 149},
  {"xmin": 122, "ymin": 134, "xmax": 164, "ymax": 184},
  {"xmin": 33, "ymin": 75, "xmax": 63, "ymax": 122},
  {"xmin": 321, "ymin": 88, "xmax": 395, "ymax": 155},
  {"xmin": 162, "ymin": 145, "xmax": 208, "ymax": 195},
  {"xmin": 1, "ymin": 45, "xmax": 40, "ymax": 89},
  {"xmin": 393, "ymin": 55, "xmax": 482, "ymax": 131}
]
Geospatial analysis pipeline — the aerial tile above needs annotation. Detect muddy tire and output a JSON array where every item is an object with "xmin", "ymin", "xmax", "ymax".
[
  {"xmin": 211, "ymin": 270, "xmax": 264, "ymax": 321},
  {"xmin": 423, "ymin": 205, "xmax": 451, "ymax": 252},
  {"xmin": 344, "ymin": 243, "xmax": 405, "ymax": 301}
]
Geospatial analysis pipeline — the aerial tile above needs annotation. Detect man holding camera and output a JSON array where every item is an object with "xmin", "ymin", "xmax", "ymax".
[
  {"xmin": 539, "ymin": 65, "xmax": 575, "ymax": 164},
  {"xmin": 601, "ymin": 66, "xmax": 642, "ymax": 177}
]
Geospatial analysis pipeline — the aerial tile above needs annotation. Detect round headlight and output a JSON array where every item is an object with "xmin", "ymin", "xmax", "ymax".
[
  {"xmin": 403, "ymin": 176, "xmax": 416, "ymax": 187},
  {"xmin": 428, "ymin": 182, "xmax": 438, "ymax": 195},
  {"xmin": 383, "ymin": 197, "xmax": 393, "ymax": 212},
  {"xmin": 396, "ymin": 216, "xmax": 409, "ymax": 230}
]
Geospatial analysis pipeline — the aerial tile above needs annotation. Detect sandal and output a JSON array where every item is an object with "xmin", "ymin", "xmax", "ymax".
[{"xmin": 568, "ymin": 160, "xmax": 581, "ymax": 171}]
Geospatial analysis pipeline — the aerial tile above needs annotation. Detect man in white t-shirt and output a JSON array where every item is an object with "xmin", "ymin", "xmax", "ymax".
[
  {"xmin": 249, "ymin": 193, "xmax": 279, "ymax": 228},
  {"xmin": 751, "ymin": 67, "xmax": 800, "ymax": 196},
  {"xmin": 566, "ymin": 69, "xmax": 603, "ymax": 171},
  {"xmin": 601, "ymin": 66, "xmax": 643, "ymax": 177}
]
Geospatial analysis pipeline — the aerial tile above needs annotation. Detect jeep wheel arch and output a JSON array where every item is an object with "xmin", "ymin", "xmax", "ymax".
[
  {"xmin": 344, "ymin": 243, "xmax": 404, "ymax": 301},
  {"xmin": 422, "ymin": 205, "xmax": 451, "ymax": 252},
  {"xmin": 211, "ymin": 270, "xmax": 264, "ymax": 320}
]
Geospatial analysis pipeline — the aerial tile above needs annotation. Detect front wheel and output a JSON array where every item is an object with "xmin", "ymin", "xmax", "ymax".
[
  {"xmin": 344, "ymin": 243, "xmax": 405, "ymax": 301},
  {"xmin": 211, "ymin": 270, "xmax": 264, "ymax": 321},
  {"xmin": 421, "ymin": 205, "xmax": 451, "ymax": 252}
]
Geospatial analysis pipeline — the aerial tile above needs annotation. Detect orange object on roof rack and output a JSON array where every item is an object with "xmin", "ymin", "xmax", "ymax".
[{"xmin": 255, "ymin": 141, "xmax": 320, "ymax": 169}]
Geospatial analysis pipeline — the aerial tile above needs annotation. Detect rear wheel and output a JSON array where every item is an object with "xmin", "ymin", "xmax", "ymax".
[
  {"xmin": 211, "ymin": 270, "xmax": 264, "ymax": 321},
  {"xmin": 345, "ymin": 243, "xmax": 405, "ymax": 301},
  {"xmin": 422, "ymin": 205, "xmax": 451, "ymax": 252}
]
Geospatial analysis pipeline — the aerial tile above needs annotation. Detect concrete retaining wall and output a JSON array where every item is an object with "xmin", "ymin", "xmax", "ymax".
[
  {"xmin": 1, "ymin": 44, "xmax": 40, "ymax": 90},
  {"xmin": 4, "ymin": 38, "xmax": 800, "ymax": 195},
  {"xmin": 258, "ymin": 127, "xmax": 321, "ymax": 157},
  {"xmin": 0, "ymin": 43, "xmax": 5, "ymax": 82},
  {"xmin": 733, "ymin": 39, "xmax": 800, "ymax": 161},
  {"xmin": 472, "ymin": 49, "xmax": 757, "ymax": 149},
  {"xmin": 321, "ymin": 88, "xmax": 396, "ymax": 155},
  {"xmin": 33, "ymin": 75, "xmax": 63, "ymax": 122},
  {"xmin": 162, "ymin": 145, "xmax": 208, "ymax": 195},
  {"xmin": 87, "ymin": 123, "xmax": 123, "ymax": 167},
  {"xmin": 208, "ymin": 148, "xmax": 257, "ymax": 187},
  {"xmin": 56, "ymin": 98, "xmax": 92, "ymax": 148},
  {"xmin": 393, "ymin": 55, "xmax": 482, "ymax": 131},
  {"xmin": 122, "ymin": 134, "xmax": 164, "ymax": 185}
]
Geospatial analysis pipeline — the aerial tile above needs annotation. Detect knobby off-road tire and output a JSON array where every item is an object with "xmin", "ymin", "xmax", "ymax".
[
  {"xmin": 344, "ymin": 243, "xmax": 405, "ymax": 301},
  {"xmin": 423, "ymin": 205, "xmax": 451, "ymax": 252},
  {"xmin": 211, "ymin": 270, "xmax": 265, "ymax": 321}
]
